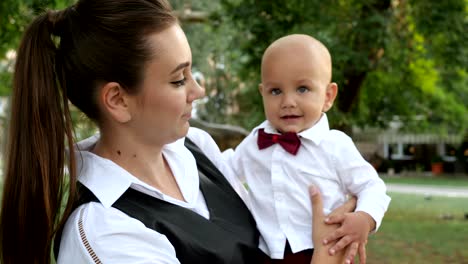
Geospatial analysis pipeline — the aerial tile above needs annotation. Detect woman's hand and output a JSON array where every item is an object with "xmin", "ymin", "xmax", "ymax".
[
  {"xmin": 309, "ymin": 185, "xmax": 347, "ymax": 264},
  {"xmin": 309, "ymin": 186, "xmax": 368, "ymax": 264}
]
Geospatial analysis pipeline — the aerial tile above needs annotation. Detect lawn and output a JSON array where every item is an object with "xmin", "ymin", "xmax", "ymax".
[
  {"xmin": 382, "ymin": 174, "xmax": 468, "ymax": 187},
  {"xmin": 366, "ymin": 192, "xmax": 468, "ymax": 264}
]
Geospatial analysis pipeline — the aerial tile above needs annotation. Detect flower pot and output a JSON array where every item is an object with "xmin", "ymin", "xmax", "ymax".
[{"xmin": 431, "ymin": 162, "xmax": 443, "ymax": 175}]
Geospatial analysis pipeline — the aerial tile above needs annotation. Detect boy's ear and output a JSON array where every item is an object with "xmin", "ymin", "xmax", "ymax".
[
  {"xmin": 99, "ymin": 82, "xmax": 132, "ymax": 123},
  {"xmin": 258, "ymin": 83, "xmax": 264, "ymax": 94},
  {"xmin": 323, "ymin": 82, "xmax": 338, "ymax": 112}
]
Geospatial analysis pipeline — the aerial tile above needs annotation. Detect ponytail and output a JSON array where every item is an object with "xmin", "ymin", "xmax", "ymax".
[
  {"xmin": 0, "ymin": 9, "xmax": 77, "ymax": 264},
  {"xmin": 1, "ymin": 0, "xmax": 177, "ymax": 261}
]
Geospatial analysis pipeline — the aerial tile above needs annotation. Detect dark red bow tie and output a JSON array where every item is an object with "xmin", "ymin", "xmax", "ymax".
[{"xmin": 257, "ymin": 128, "xmax": 301, "ymax": 155}]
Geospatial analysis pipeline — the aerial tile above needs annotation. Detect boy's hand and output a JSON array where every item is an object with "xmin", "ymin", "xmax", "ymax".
[
  {"xmin": 325, "ymin": 196, "xmax": 362, "ymax": 263},
  {"xmin": 323, "ymin": 211, "xmax": 375, "ymax": 263}
]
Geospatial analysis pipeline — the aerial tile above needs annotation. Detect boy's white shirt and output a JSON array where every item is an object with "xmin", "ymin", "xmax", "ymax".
[
  {"xmin": 57, "ymin": 127, "xmax": 249, "ymax": 263},
  {"xmin": 223, "ymin": 113, "xmax": 391, "ymax": 259}
]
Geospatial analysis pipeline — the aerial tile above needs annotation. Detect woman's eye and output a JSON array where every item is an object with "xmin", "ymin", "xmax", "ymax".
[
  {"xmin": 270, "ymin": 88, "xmax": 281, "ymax": 95},
  {"xmin": 171, "ymin": 77, "xmax": 186, "ymax": 87},
  {"xmin": 297, "ymin": 86, "xmax": 310, "ymax": 93}
]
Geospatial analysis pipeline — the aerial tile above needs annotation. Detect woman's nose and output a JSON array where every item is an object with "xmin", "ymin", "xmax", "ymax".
[{"xmin": 188, "ymin": 78, "xmax": 205, "ymax": 102}]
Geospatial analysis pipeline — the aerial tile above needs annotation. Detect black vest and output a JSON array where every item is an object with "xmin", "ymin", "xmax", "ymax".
[{"xmin": 55, "ymin": 138, "xmax": 260, "ymax": 263}]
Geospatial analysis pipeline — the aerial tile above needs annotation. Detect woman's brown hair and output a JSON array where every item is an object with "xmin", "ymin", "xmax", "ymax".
[{"xmin": 0, "ymin": 0, "xmax": 176, "ymax": 263}]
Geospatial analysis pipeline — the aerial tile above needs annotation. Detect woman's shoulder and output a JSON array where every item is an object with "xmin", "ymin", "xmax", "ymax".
[{"xmin": 57, "ymin": 202, "xmax": 180, "ymax": 263}]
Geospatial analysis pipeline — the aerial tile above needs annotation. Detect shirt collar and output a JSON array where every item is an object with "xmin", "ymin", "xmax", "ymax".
[
  {"xmin": 75, "ymin": 150, "xmax": 135, "ymax": 208},
  {"xmin": 254, "ymin": 113, "xmax": 330, "ymax": 145},
  {"xmin": 298, "ymin": 113, "xmax": 330, "ymax": 145},
  {"xmin": 74, "ymin": 135, "xmax": 196, "ymax": 208}
]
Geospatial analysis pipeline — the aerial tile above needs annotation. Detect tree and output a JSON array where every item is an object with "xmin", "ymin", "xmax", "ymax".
[
  {"xmin": 0, "ymin": 0, "xmax": 75, "ymax": 95},
  {"xmin": 213, "ymin": 0, "xmax": 468, "ymax": 135},
  {"xmin": 1, "ymin": 0, "xmax": 467, "ymax": 136},
  {"xmin": 0, "ymin": 0, "xmax": 95, "ymax": 143}
]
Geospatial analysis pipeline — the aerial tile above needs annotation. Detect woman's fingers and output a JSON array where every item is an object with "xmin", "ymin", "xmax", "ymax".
[
  {"xmin": 328, "ymin": 196, "xmax": 357, "ymax": 219},
  {"xmin": 325, "ymin": 214, "xmax": 346, "ymax": 225},
  {"xmin": 309, "ymin": 185, "xmax": 325, "ymax": 220},
  {"xmin": 358, "ymin": 241, "xmax": 367, "ymax": 264},
  {"xmin": 342, "ymin": 196, "xmax": 357, "ymax": 212}
]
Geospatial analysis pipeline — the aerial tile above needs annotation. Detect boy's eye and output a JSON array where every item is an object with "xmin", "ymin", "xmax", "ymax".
[
  {"xmin": 170, "ymin": 77, "xmax": 187, "ymax": 87},
  {"xmin": 297, "ymin": 86, "xmax": 310, "ymax": 93},
  {"xmin": 270, "ymin": 88, "xmax": 281, "ymax": 95}
]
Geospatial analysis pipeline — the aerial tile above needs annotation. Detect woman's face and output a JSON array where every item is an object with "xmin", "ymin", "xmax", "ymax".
[{"xmin": 128, "ymin": 24, "xmax": 205, "ymax": 145}]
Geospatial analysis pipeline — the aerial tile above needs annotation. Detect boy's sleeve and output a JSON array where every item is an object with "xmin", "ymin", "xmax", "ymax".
[{"xmin": 332, "ymin": 132, "xmax": 391, "ymax": 231}]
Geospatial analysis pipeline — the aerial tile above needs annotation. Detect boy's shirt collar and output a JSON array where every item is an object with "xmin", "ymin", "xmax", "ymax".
[{"xmin": 255, "ymin": 113, "xmax": 330, "ymax": 146}]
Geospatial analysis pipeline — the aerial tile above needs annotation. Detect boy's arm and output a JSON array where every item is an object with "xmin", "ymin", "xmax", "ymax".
[
  {"xmin": 331, "ymin": 131, "xmax": 391, "ymax": 232},
  {"xmin": 322, "ymin": 131, "xmax": 391, "ymax": 262}
]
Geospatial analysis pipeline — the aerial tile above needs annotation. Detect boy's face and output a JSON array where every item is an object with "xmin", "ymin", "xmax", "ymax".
[{"xmin": 259, "ymin": 39, "xmax": 337, "ymax": 133}]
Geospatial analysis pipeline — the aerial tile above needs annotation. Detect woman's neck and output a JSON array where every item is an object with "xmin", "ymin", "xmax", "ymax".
[{"xmin": 92, "ymin": 132, "xmax": 185, "ymax": 201}]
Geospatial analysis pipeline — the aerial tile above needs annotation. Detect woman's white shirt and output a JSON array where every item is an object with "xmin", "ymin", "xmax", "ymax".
[{"xmin": 57, "ymin": 127, "xmax": 248, "ymax": 264}]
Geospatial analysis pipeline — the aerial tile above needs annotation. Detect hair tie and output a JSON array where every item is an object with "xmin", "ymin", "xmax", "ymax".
[{"xmin": 47, "ymin": 6, "xmax": 76, "ymax": 37}]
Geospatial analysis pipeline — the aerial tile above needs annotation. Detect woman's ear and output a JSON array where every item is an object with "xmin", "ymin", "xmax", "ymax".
[
  {"xmin": 99, "ymin": 82, "xmax": 132, "ymax": 123},
  {"xmin": 323, "ymin": 82, "xmax": 338, "ymax": 112}
]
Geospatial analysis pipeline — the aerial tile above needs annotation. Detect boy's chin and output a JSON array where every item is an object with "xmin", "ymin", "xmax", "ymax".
[{"xmin": 277, "ymin": 126, "xmax": 302, "ymax": 134}]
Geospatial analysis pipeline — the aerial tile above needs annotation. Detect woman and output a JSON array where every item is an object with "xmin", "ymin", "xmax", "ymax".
[{"xmin": 0, "ymin": 0, "xmax": 357, "ymax": 263}]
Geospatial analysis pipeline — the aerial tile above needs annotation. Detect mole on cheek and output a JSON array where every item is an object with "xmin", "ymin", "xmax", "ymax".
[{"xmin": 117, "ymin": 150, "xmax": 121, "ymax": 156}]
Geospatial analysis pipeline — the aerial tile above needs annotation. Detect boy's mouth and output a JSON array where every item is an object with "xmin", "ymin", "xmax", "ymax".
[{"xmin": 281, "ymin": 115, "xmax": 302, "ymax": 119}]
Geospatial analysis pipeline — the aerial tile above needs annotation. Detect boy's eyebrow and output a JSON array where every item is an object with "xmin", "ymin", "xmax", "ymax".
[
  {"xmin": 170, "ymin": 62, "xmax": 190, "ymax": 74},
  {"xmin": 263, "ymin": 80, "xmax": 281, "ymax": 86}
]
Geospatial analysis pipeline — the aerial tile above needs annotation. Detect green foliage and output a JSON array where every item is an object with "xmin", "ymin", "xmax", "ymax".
[
  {"xmin": 0, "ymin": 0, "xmax": 466, "ymax": 135},
  {"xmin": 172, "ymin": 1, "xmax": 246, "ymax": 124},
  {"xmin": 0, "ymin": 0, "xmax": 75, "ymax": 96},
  {"xmin": 0, "ymin": 0, "xmax": 93, "ymax": 138},
  {"xmin": 210, "ymin": 0, "xmax": 468, "ymax": 135}
]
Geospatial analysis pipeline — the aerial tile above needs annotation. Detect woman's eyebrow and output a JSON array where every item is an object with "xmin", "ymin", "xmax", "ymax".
[{"xmin": 171, "ymin": 62, "xmax": 190, "ymax": 74}]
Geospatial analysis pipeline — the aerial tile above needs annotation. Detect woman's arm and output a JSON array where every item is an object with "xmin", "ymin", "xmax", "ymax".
[
  {"xmin": 309, "ymin": 186, "xmax": 356, "ymax": 264},
  {"xmin": 58, "ymin": 204, "xmax": 181, "ymax": 264}
]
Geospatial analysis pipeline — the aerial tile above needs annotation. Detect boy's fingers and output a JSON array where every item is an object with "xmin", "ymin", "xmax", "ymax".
[
  {"xmin": 309, "ymin": 185, "xmax": 324, "ymax": 219},
  {"xmin": 328, "ymin": 235, "xmax": 352, "ymax": 256},
  {"xmin": 323, "ymin": 227, "xmax": 345, "ymax": 245},
  {"xmin": 344, "ymin": 242, "xmax": 359, "ymax": 264}
]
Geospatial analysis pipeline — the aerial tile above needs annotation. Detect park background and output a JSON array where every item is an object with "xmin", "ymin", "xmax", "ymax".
[{"xmin": 0, "ymin": 0, "xmax": 467, "ymax": 263}]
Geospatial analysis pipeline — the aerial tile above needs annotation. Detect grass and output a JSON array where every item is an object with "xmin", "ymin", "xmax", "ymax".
[
  {"xmin": 382, "ymin": 174, "xmax": 468, "ymax": 187},
  {"xmin": 366, "ymin": 192, "xmax": 468, "ymax": 264}
]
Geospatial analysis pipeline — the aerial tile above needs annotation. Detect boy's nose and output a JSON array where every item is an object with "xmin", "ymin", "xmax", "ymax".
[{"xmin": 281, "ymin": 93, "xmax": 297, "ymax": 108}]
